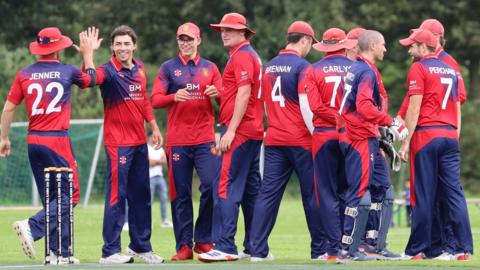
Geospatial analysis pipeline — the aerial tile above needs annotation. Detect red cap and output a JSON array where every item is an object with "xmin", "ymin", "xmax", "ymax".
[
  {"xmin": 410, "ymin": 19, "xmax": 445, "ymax": 37},
  {"xmin": 29, "ymin": 27, "xmax": 73, "ymax": 56},
  {"xmin": 399, "ymin": 29, "xmax": 437, "ymax": 48},
  {"xmin": 313, "ymin": 27, "xmax": 357, "ymax": 52},
  {"xmin": 177, "ymin": 22, "xmax": 200, "ymax": 39},
  {"xmin": 210, "ymin": 12, "xmax": 255, "ymax": 37},
  {"xmin": 287, "ymin": 21, "xmax": 318, "ymax": 43},
  {"xmin": 419, "ymin": 19, "xmax": 444, "ymax": 36},
  {"xmin": 347, "ymin": 27, "xmax": 366, "ymax": 40}
]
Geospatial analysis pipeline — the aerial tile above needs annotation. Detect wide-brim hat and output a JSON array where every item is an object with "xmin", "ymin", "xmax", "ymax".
[
  {"xmin": 313, "ymin": 27, "xmax": 357, "ymax": 52},
  {"xmin": 29, "ymin": 27, "xmax": 73, "ymax": 55},
  {"xmin": 210, "ymin": 12, "xmax": 256, "ymax": 38}
]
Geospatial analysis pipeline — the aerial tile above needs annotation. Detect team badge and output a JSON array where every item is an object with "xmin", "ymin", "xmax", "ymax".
[
  {"xmin": 203, "ymin": 68, "xmax": 209, "ymax": 77},
  {"xmin": 120, "ymin": 156, "xmax": 127, "ymax": 165},
  {"xmin": 174, "ymin": 69, "xmax": 182, "ymax": 77},
  {"xmin": 138, "ymin": 69, "xmax": 145, "ymax": 79},
  {"xmin": 118, "ymin": 72, "xmax": 125, "ymax": 78},
  {"xmin": 172, "ymin": 153, "xmax": 180, "ymax": 161},
  {"xmin": 183, "ymin": 25, "xmax": 190, "ymax": 32}
]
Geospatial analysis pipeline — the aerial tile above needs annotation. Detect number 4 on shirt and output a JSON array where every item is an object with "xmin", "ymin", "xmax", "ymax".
[{"xmin": 271, "ymin": 75, "xmax": 285, "ymax": 107}]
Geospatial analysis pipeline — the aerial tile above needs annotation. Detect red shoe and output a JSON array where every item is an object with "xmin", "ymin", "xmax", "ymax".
[
  {"xmin": 327, "ymin": 255, "xmax": 337, "ymax": 261},
  {"xmin": 194, "ymin": 242, "xmax": 213, "ymax": 254},
  {"xmin": 455, "ymin": 252, "xmax": 471, "ymax": 261},
  {"xmin": 171, "ymin": 244, "xmax": 193, "ymax": 261},
  {"xmin": 411, "ymin": 253, "xmax": 425, "ymax": 260}
]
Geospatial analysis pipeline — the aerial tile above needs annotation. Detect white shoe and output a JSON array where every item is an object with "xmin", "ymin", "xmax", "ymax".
[
  {"xmin": 44, "ymin": 251, "xmax": 80, "ymax": 265},
  {"xmin": 198, "ymin": 249, "xmax": 238, "ymax": 262},
  {"xmin": 160, "ymin": 219, "xmax": 173, "ymax": 228},
  {"xmin": 312, "ymin": 252, "xmax": 329, "ymax": 261},
  {"xmin": 433, "ymin": 251, "xmax": 454, "ymax": 261},
  {"xmin": 122, "ymin": 223, "xmax": 129, "ymax": 231},
  {"xmin": 238, "ymin": 251, "xmax": 251, "ymax": 259},
  {"xmin": 13, "ymin": 219, "xmax": 36, "ymax": 259},
  {"xmin": 251, "ymin": 253, "xmax": 274, "ymax": 262},
  {"xmin": 126, "ymin": 246, "xmax": 165, "ymax": 264},
  {"xmin": 99, "ymin": 252, "xmax": 134, "ymax": 264}
]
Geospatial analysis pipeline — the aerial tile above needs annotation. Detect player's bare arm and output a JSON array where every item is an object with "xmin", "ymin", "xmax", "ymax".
[
  {"xmin": 148, "ymin": 120, "xmax": 163, "ymax": 149},
  {"xmin": 219, "ymin": 84, "xmax": 251, "ymax": 152},
  {"xmin": 0, "ymin": 101, "xmax": 18, "ymax": 157},
  {"xmin": 399, "ymin": 94, "xmax": 422, "ymax": 162}
]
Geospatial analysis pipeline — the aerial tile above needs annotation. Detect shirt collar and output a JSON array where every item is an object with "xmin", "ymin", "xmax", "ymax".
[
  {"xmin": 421, "ymin": 52, "xmax": 438, "ymax": 60},
  {"xmin": 178, "ymin": 52, "xmax": 200, "ymax": 66},
  {"xmin": 357, "ymin": 55, "xmax": 377, "ymax": 70},
  {"xmin": 229, "ymin": 40, "xmax": 250, "ymax": 57},
  {"xmin": 110, "ymin": 55, "xmax": 136, "ymax": 71},
  {"xmin": 279, "ymin": 49, "xmax": 300, "ymax": 56},
  {"xmin": 37, "ymin": 56, "xmax": 60, "ymax": 63},
  {"xmin": 434, "ymin": 47, "xmax": 444, "ymax": 57},
  {"xmin": 324, "ymin": 51, "xmax": 346, "ymax": 59}
]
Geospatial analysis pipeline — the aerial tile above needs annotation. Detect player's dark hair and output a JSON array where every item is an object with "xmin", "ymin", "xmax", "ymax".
[
  {"xmin": 439, "ymin": 36, "xmax": 446, "ymax": 47},
  {"xmin": 110, "ymin": 25, "xmax": 137, "ymax": 44},
  {"xmin": 287, "ymin": 33, "xmax": 308, "ymax": 45},
  {"xmin": 416, "ymin": 42, "xmax": 436, "ymax": 53},
  {"xmin": 427, "ymin": 45, "xmax": 436, "ymax": 53}
]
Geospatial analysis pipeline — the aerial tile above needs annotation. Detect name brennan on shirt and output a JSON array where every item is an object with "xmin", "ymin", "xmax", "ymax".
[
  {"xmin": 29, "ymin": 71, "xmax": 61, "ymax": 80},
  {"xmin": 265, "ymin": 65, "xmax": 292, "ymax": 74}
]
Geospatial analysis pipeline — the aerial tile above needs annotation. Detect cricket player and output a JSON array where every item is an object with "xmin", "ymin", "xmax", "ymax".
[
  {"xmin": 93, "ymin": 25, "xmax": 164, "ymax": 264},
  {"xmin": 396, "ymin": 19, "xmax": 467, "ymax": 259},
  {"xmin": 337, "ymin": 30, "xmax": 408, "ymax": 261},
  {"xmin": 398, "ymin": 28, "xmax": 473, "ymax": 260},
  {"xmin": 248, "ymin": 21, "xmax": 327, "ymax": 262},
  {"xmin": 308, "ymin": 27, "xmax": 357, "ymax": 260},
  {"xmin": 198, "ymin": 12, "xmax": 263, "ymax": 262},
  {"xmin": 1, "ymin": 27, "xmax": 97, "ymax": 264},
  {"xmin": 151, "ymin": 22, "xmax": 222, "ymax": 261},
  {"xmin": 346, "ymin": 27, "xmax": 366, "ymax": 61}
]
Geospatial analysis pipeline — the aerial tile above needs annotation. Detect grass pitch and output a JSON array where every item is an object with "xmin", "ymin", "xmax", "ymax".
[{"xmin": 0, "ymin": 199, "xmax": 478, "ymax": 269}]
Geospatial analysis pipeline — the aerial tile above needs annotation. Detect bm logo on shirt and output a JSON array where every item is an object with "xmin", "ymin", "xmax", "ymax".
[
  {"xmin": 186, "ymin": 83, "xmax": 200, "ymax": 91},
  {"xmin": 129, "ymin": 84, "xmax": 141, "ymax": 92}
]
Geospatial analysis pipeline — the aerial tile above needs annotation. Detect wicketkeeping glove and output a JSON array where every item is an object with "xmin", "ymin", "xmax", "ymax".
[
  {"xmin": 389, "ymin": 118, "xmax": 408, "ymax": 141},
  {"xmin": 378, "ymin": 126, "xmax": 402, "ymax": 172}
]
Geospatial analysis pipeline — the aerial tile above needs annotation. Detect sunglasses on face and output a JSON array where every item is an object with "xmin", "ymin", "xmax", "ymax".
[
  {"xmin": 177, "ymin": 38, "xmax": 195, "ymax": 44},
  {"xmin": 37, "ymin": 36, "xmax": 60, "ymax": 45}
]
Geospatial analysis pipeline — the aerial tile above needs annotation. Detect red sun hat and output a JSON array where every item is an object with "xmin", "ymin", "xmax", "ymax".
[
  {"xmin": 29, "ymin": 27, "xmax": 73, "ymax": 56},
  {"xmin": 347, "ymin": 27, "xmax": 366, "ymax": 40},
  {"xmin": 177, "ymin": 22, "xmax": 201, "ymax": 39},
  {"xmin": 313, "ymin": 27, "xmax": 357, "ymax": 52},
  {"xmin": 399, "ymin": 29, "xmax": 437, "ymax": 48},
  {"xmin": 410, "ymin": 18, "xmax": 444, "ymax": 37},
  {"xmin": 287, "ymin": 21, "xmax": 319, "ymax": 43},
  {"xmin": 210, "ymin": 12, "xmax": 256, "ymax": 37}
]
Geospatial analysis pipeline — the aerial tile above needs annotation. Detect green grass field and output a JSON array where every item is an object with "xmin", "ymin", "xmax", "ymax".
[{"xmin": 0, "ymin": 199, "xmax": 478, "ymax": 269}]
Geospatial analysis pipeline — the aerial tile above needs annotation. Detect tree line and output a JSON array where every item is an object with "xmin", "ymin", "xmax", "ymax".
[{"xmin": 0, "ymin": 0, "xmax": 479, "ymax": 193}]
